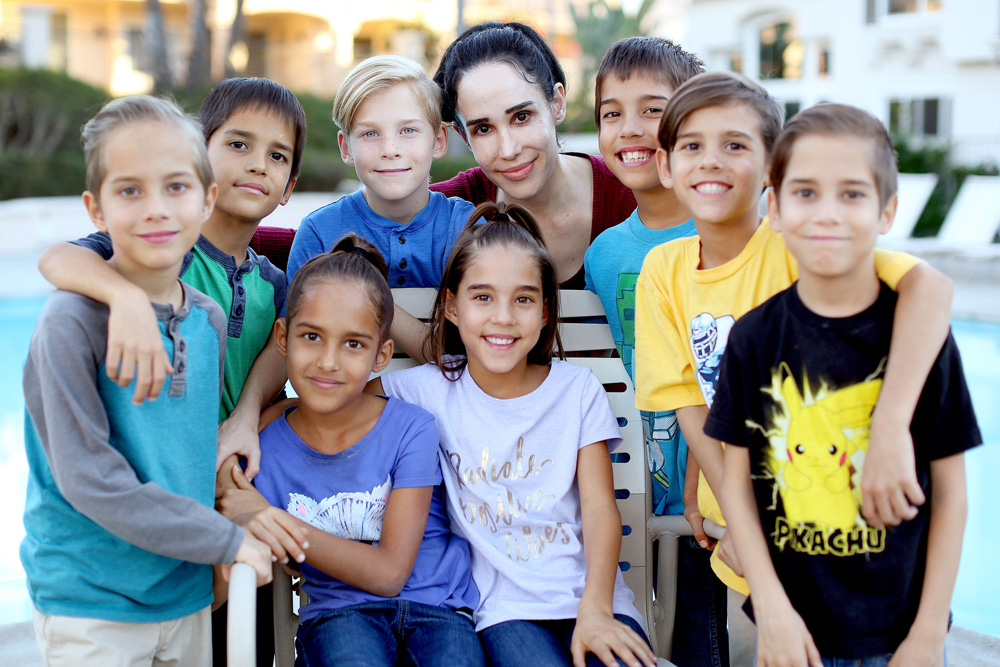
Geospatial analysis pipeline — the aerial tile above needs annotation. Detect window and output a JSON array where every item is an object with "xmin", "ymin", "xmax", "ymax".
[
  {"xmin": 784, "ymin": 101, "xmax": 801, "ymax": 122},
  {"xmin": 887, "ymin": 0, "xmax": 941, "ymax": 14},
  {"xmin": 759, "ymin": 22, "xmax": 802, "ymax": 80},
  {"xmin": 729, "ymin": 52, "xmax": 743, "ymax": 74},
  {"xmin": 245, "ymin": 32, "xmax": 267, "ymax": 78},
  {"xmin": 126, "ymin": 27, "xmax": 152, "ymax": 73},
  {"xmin": 353, "ymin": 37, "xmax": 373, "ymax": 63},
  {"xmin": 889, "ymin": 98, "xmax": 947, "ymax": 137}
]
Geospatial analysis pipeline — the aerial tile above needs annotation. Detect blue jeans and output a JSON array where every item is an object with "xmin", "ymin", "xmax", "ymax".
[
  {"xmin": 479, "ymin": 613, "xmax": 650, "ymax": 667},
  {"xmin": 820, "ymin": 650, "xmax": 947, "ymax": 667},
  {"xmin": 294, "ymin": 600, "xmax": 485, "ymax": 667},
  {"xmin": 670, "ymin": 536, "xmax": 729, "ymax": 667}
]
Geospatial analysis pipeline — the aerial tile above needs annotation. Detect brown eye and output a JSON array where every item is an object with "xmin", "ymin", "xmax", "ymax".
[
  {"xmin": 795, "ymin": 444, "xmax": 805, "ymax": 454},
  {"xmin": 828, "ymin": 445, "xmax": 836, "ymax": 455}
]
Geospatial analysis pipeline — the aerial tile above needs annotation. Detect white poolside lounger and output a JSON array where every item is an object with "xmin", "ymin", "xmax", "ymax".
[
  {"xmin": 882, "ymin": 173, "xmax": 939, "ymax": 242},
  {"xmin": 937, "ymin": 175, "xmax": 1000, "ymax": 246}
]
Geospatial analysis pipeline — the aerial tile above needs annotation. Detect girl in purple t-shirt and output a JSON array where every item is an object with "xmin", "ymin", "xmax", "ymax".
[{"xmin": 218, "ymin": 235, "xmax": 482, "ymax": 667}]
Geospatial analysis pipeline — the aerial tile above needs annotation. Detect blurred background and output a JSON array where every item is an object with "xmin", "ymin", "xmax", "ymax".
[{"xmin": 1, "ymin": 0, "xmax": 999, "ymax": 237}]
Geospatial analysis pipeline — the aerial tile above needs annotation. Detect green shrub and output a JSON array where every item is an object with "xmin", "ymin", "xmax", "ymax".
[{"xmin": 0, "ymin": 151, "xmax": 85, "ymax": 200}]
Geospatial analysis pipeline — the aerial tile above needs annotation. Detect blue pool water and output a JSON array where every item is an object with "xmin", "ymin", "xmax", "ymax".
[{"xmin": 1, "ymin": 297, "xmax": 999, "ymax": 636}]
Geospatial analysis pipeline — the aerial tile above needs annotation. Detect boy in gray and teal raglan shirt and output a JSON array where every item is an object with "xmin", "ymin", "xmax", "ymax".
[{"xmin": 21, "ymin": 96, "xmax": 269, "ymax": 667}]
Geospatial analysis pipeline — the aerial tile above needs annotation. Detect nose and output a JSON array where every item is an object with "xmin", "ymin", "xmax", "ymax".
[
  {"xmin": 489, "ymin": 299, "xmax": 516, "ymax": 325},
  {"xmin": 317, "ymin": 342, "xmax": 340, "ymax": 371},
  {"xmin": 814, "ymin": 195, "xmax": 843, "ymax": 225},
  {"xmin": 248, "ymin": 148, "xmax": 267, "ymax": 175},
  {"xmin": 143, "ymin": 190, "xmax": 169, "ymax": 221},
  {"xmin": 698, "ymin": 146, "xmax": 723, "ymax": 171},
  {"xmin": 497, "ymin": 126, "xmax": 522, "ymax": 161},
  {"xmin": 620, "ymin": 111, "xmax": 642, "ymax": 138},
  {"xmin": 380, "ymin": 134, "xmax": 401, "ymax": 159}
]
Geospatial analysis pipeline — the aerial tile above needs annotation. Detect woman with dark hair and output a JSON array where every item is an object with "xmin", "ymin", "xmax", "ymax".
[{"xmin": 430, "ymin": 21, "xmax": 636, "ymax": 288}]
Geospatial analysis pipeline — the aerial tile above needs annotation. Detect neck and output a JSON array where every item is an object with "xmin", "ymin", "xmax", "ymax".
[
  {"xmin": 795, "ymin": 265, "xmax": 881, "ymax": 318},
  {"xmin": 363, "ymin": 186, "xmax": 430, "ymax": 226},
  {"xmin": 203, "ymin": 209, "xmax": 257, "ymax": 264},
  {"xmin": 286, "ymin": 393, "xmax": 384, "ymax": 455},
  {"xmin": 466, "ymin": 358, "xmax": 549, "ymax": 400},
  {"xmin": 109, "ymin": 256, "xmax": 184, "ymax": 309},
  {"xmin": 634, "ymin": 185, "xmax": 691, "ymax": 231},
  {"xmin": 695, "ymin": 208, "xmax": 761, "ymax": 269}
]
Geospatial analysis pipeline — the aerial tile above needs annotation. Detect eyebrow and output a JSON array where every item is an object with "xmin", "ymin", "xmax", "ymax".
[
  {"xmin": 293, "ymin": 322, "xmax": 375, "ymax": 339},
  {"xmin": 466, "ymin": 283, "xmax": 541, "ymax": 293},
  {"xmin": 224, "ymin": 128, "xmax": 292, "ymax": 154},
  {"xmin": 599, "ymin": 94, "xmax": 669, "ymax": 108},
  {"xmin": 108, "ymin": 170, "xmax": 194, "ymax": 184},
  {"xmin": 787, "ymin": 177, "xmax": 875, "ymax": 187},
  {"xmin": 464, "ymin": 101, "xmax": 535, "ymax": 128}
]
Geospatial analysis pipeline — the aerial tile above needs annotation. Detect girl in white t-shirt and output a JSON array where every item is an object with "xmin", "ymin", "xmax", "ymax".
[{"xmin": 370, "ymin": 203, "xmax": 655, "ymax": 667}]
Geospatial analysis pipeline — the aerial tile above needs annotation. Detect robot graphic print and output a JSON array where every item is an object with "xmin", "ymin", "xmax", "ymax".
[{"xmin": 689, "ymin": 312, "xmax": 735, "ymax": 407}]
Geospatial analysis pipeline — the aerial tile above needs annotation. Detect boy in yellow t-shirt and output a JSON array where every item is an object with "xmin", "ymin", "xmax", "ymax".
[{"xmin": 634, "ymin": 72, "xmax": 953, "ymax": 666}]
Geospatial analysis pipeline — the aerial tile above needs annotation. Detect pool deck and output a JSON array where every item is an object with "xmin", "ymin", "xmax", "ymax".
[{"xmin": 1, "ymin": 195, "xmax": 999, "ymax": 665}]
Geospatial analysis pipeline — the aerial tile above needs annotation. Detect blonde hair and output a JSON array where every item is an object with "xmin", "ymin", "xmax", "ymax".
[
  {"xmin": 332, "ymin": 55, "xmax": 442, "ymax": 134},
  {"xmin": 82, "ymin": 95, "xmax": 213, "ymax": 198}
]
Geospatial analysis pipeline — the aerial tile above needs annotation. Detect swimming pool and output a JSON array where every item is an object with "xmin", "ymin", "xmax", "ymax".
[{"xmin": 1, "ymin": 297, "xmax": 998, "ymax": 636}]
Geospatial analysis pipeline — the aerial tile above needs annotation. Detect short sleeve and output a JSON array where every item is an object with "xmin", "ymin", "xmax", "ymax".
[
  {"xmin": 634, "ymin": 249, "xmax": 704, "ymax": 411},
  {"xmin": 704, "ymin": 323, "xmax": 754, "ymax": 447},
  {"xmin": 577, "ymin": 367, "xmax": 623, "ymax": 452},
  {"xmin": 872, "ymin": 248, "xmax": 923, "ymax": 289},
  {"xmin": 583, "ymin": 245, "xmax": 596, "ymax": 294},
  {"xmin": 388, "ymin": 407, "xmax": 443, "ymax": 489},
  {"xmin": 71, "ymin": 230, "xmax": 114, "ymax": 259},
  {"xmin": 912, "ymin": 332, "xmax": 982, "ymax": 460}
]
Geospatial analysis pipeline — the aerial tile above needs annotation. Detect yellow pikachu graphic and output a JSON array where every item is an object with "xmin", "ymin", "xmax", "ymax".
[{"xmin": 779, "ymin": 371, "xmax": 882, "ymax": 531}]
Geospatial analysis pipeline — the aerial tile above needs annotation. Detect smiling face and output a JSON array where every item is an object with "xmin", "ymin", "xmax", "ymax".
[
  {"xmin": 206, "ymin": 107, "xmax": 296, "ymax": 225},
  {"xmin": 658, "ymin": 103, "xmax": 767, "ymax": 231},
  {"xmin": 455, "ymin": 61, "xmax": 565, "ymax": 201},
  {"xmin": 770, "ymin": 134, "xmax": 895, "ymax": 283},
  {"xmin": 598, "ymin": 74, "xmax": 673, "ymax": 192},
  {"xmin": 338, "ymin": 84, "xmax": 448, "ymax": 223},
  {"xmin": 84, "ymin": 120, "xmax": 215, "ymax": 278},
  {"xmin": 444, "ymin": 244, "xmax": 547, "ymax": 390},
  {"xmin": 277, "ymin": 278, "xmax": 392, "ymax": 418}
]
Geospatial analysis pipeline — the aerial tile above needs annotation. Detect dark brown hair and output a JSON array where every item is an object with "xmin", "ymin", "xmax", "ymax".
[
  {"xmin": 426, "ymin": 202, "xmax": 564, "ymax": 379},
  {"xmin": 770, "ymin": 103, "xmax": 898, "ymax": 209},
  {"xmin": 285, "ymin": 234, "xmax": 393, "ymax": 343},
  {"xmin": 658, "ymin": 71, "xmax": 783, "ymax": 157},
  {"xmin": 594, "ymin": 36, "xmax": 705, "ymax": 127}
]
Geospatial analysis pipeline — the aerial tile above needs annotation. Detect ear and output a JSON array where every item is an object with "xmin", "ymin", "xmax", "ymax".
[
  {"xmin": 655, "ymin": 147, "xmax": 673, "ymax": 189},
  {"xmin": 878, "ymin": 193, "xmax": 898, "ymax": 236},
  {"xmin": 83, "ymin": 191, "xmax": 107, "ymax": 232},
  {"xmin": 202, "ymin": 182, "xmax": 219, "ymax": 223},
  {"xmin": 338, "ymin": 130, "xmax": 355, "ymax": 166},
  {"xmin": 274, "ymin": 317, "xmax": 289, "ymax": 358},
  {"xmin": 372, "ymin": 338, "xmax": 394, "ymax": 373},
  {"xmin": 443, "ymin": 290, "xmax": 459, "ymax": 326},
  {"xmin": 550, "ymin": 82, "xmax": 567, "ymax": 126},
  {"xmin": 766, "ymin": 186, "xmax": 781, "ymax": 232},
  {"xmin": 279, "ymin": 177, "xmax": 298, "ymax": 206},
  {"xmin": 432, "ymin": 122, "xmax": 449, "ymax": 160}
]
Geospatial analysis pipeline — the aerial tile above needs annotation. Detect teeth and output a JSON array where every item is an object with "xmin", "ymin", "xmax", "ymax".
[
  {"xmin": 619, "ymin": 150, "xmax": 651, "ymax": 164},
  {"xmin": 695, "ymin": 183, "xmax": 729, "ymax": 194},
  {"xmin": 485, "ymin": 336, "xmax": 515, "ymax": 345}
]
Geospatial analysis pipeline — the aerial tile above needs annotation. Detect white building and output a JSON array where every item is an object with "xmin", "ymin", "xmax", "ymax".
[{"xmin": 664, "ymin": 0, "xmax": 1000, "ymax": 167}]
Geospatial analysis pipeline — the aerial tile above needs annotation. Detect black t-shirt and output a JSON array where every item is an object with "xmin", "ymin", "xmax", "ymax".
[{"xmin": 705, "ymin": 281, "xmax": 981, "ymax": 659}]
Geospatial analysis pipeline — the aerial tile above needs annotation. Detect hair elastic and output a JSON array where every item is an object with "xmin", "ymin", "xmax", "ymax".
[
  {"xmin": 493, "ymin": 211, "xmax": 510, "ymax": 222},
  {"xmin": 349, "ymin": 247, "xmax": 369, "ymax": 259}
]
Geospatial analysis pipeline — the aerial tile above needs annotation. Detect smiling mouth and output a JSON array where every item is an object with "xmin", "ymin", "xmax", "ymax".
[
  {"xmin": 236, "ymin": 183, "xmax": 266, "ymax": 196},
  {"xmin": 484, "ymin": 335, "xmax": 517, "ymax": 348},
  {"xmin": 376, "ymin": 168, "xmax": 411, "ymax": 175},
  {"xmin": 139, "ymin": 231, "xmax": 178, "ymax": 244},
  {"xmin": 500, "ymin": 160, "xmax": 535, "ymax": 182},
  {"xmin": 309, "ymin": 377, "xmax": 343, "ymax": 389},
  {"xmin": 694, "ymin": 182, "xmax": 730, "ymax": 194},
  {"xmin": 617, "ymin": 149, "xmax": 653, "ymax": 165}
]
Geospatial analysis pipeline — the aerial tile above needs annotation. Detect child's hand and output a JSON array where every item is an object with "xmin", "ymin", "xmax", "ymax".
[
  {"xmin": 225, "ymin": 532, "xmax": 273, "ymax": 586},
  {"xmin": 570, "ymin": 608, "xmax": 657, "ymax": 667},
  {"xmin": 216, "ymin": 464, "xmax": 270, "ymax": 518},
  {"xmin": 240, "ymin": 507, "xmax": 309, "ymax": 567},
  {"xmin": 755, "ymin": 597, "xmax": 822, "ymax": 667},
  {"xmin": 217, "ymin": 411, "xmax": 262, "ymax": 479},
  {"xmin": 715, "ymin": 529, "xmax": 743, "ymax": 577},
  {"xmin": 108, "ymin": 286, "xmax": 173, "ymax": 405},
  {"xmin": 887, "ymin": 631, "xmax": 944, "ymax": 667},
  {"xmin": 683, "ymin": 502, "xmax": 715, "ymax": 551},
  {"xmin": 862, "ymin": 417, "xmax": 925, "ymax": 529}
]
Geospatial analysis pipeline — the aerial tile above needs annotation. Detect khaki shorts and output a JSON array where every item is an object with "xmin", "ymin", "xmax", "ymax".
[{"xmin": 32, "ymin": 606, "xmax": 211, "ymax": 667}]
